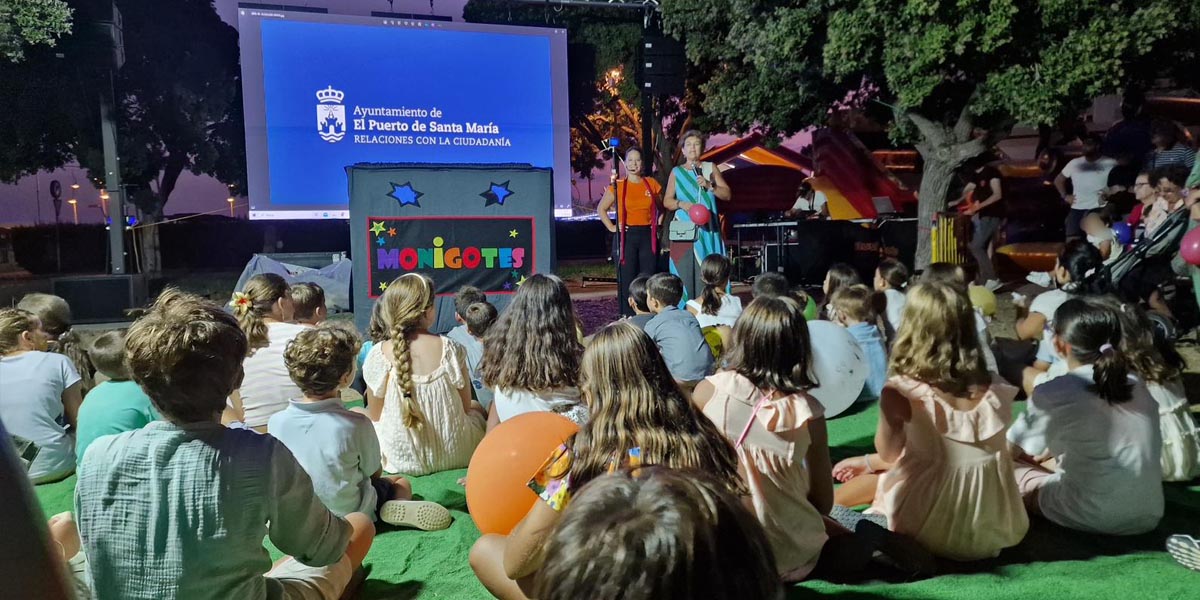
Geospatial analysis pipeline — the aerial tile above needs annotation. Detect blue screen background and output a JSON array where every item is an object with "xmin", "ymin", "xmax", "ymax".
[{"xmin": 260, "ymin": 20, "xmax": 555, "ymax": 207}]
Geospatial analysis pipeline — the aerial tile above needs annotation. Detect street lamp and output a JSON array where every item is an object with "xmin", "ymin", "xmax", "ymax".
[
  {"xmin": 67, "ymin": 198, "xmax": 78, "ymax": 224},
  {"xmin": 227, "ymin": 196, "xmax": 236, "ymax": 217}
]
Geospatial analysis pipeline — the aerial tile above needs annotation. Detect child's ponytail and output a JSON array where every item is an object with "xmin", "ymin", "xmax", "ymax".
[
  {"xmin": 231, "ymin": 273, "xmax": 290, "ymax": 356},
  {"xmin": 698, "ymin": 254, "xmax": 731, "ymax": 316},
  {"xmin": 1053, "ymin": 297, "xmax": 1133, "ymax": 405}
]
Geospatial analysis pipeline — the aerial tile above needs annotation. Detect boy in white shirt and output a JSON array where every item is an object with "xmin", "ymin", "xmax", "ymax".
[{"xmin": 269, "ymin": 323, "xmax": 451, "ymax": 529}]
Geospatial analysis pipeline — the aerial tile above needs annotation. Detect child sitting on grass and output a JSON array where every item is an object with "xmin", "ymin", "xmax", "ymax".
[
  {"xmin": 470, "ymin": 321, "xmax": 743, "ymax": 600},
  {"xmin": 531, "ymin": 468, "xmax": 782, "ymax": 600},
  {"xmin": 363, "ymin": 273, "xmax": 486, "ymax": 475},
  {"xmin": 289, "ymin": 282, "xmax": 327, "ymax": 326},
  {"xmin": 227, "ymin": 273, "xmax": 304, "ymax": 430},
  {"xmin": 75, "ymin": 330, "xmax": 158, "ymax": 463},
  {"xmin": 74, "ymin": 289, "xmax": 375, "ymax": 600},
  {"xmin": 821, "ymin": 263, "xmax": 862, "ymax": 321},
  {"xmin": 1009, "ymin": 297, "xmax": 1163, "ymax": 535},
  {"xmin": 873, "ymin": 258, "xmax": 909, "ymax": 337},
  {"xmin": 462, "ymin": 301, "xmax": 499, "ymax": 411},
  {"xmin": 480, "ymin": 274, "xmax": 588, "ymax": 428},
  {"xmin": 445, "ymin": 286, "xmax": 488, "ymax": 377},
  {"xmin": 829, "ymin": 285, "xmax": 888, "ymax": 403},
  {"xmin": 832, "ymin": 283, "xmax": 1028, "ymax": 561},
  {"xmin": 691, "ymin": 295, "xmax": 834, "ymax": 581},
  {"xmin": 269, "ymin": 323, "xmax": 451, "ymax": 529},
  {"xmin": 644, "ymin": 273, "xmax": 714, "ymax": 389},
  {"xmin": 921, "ymin": 262, "xmax": 998, "ymax": 373}
]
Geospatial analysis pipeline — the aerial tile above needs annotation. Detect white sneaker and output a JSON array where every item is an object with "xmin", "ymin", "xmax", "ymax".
[
  {"xmin": 379, "ymin": 500, "xmax": 452, "ymax": 531},
  {"xmin": 984, "ymin": 279, "xmax": 1003, "ymax": 292},
  {"xmin": 1025, "ymin": 272, "xmax": 1053, "ymax": 287}
]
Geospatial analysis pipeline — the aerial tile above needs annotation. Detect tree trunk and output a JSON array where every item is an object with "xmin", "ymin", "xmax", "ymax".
[
  {"xmin": 139, "ymin": 157, "xmax": 186, "ymax": 275},
  {"xmin": 914, "ymin": 157, "xmax": 958, "ymax": 270}
]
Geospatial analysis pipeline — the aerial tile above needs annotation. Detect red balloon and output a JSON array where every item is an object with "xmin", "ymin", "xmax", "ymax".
[
  {"xmin": 688, "ymin": 203, "xmax": 711, "ymax": 226},
  {"xmin": 1182, "ymin": 226, "xmax": 1200, "ymax": 266},
  {"xmin": 465, "ymin": 412, "xmax": 579, "ymax": 535}
]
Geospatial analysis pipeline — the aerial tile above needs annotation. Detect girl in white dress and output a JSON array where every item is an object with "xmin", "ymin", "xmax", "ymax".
[{"xmin": 364, "ymin": 274, "xmax": 485, "ymax": 475}]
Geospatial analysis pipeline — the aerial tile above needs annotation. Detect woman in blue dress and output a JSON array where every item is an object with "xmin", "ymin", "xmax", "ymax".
[{"xmin": 663, "ymin": 130, "xmax": 733, "ymax": 305}]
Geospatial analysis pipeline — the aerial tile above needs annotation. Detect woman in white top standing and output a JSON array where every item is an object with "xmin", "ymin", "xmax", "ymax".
[
  {"xmin": 226, "ymin": 273, "xmax": 306, "ymax": 431},
  {"xmin": 479, "ymin": 274, "xmax": 588, "ymax": 430},
  {"xmin": 0, "ymin": 308, "xmax": 83, "ymax": 483}
]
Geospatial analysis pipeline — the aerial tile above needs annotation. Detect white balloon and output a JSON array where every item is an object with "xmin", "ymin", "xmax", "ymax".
[{"xmin": 805, "ymin": 320, "xmax": 869, "ymax": 418}]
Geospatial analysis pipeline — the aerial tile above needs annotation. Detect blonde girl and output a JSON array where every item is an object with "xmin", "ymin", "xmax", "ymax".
[
  {"xmin": 834, "ymin": 283, "xmax": 1028, "ymax": 561},
  {"xmin": 226, "ymin": 273, "xmax": 303, "ymax": 430},
  {"xmin": 470, "ymin": 322, "xmax": 742, "ymax": 600},
  {"xmin": 363, "ymin": 273, "xmax": 485, "ymax": 475}
]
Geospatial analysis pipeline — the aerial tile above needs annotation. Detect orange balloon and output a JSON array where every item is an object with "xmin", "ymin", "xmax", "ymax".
[{"xmin": 466, "ymin": 412, "xmax": 580, "ymax": 535}]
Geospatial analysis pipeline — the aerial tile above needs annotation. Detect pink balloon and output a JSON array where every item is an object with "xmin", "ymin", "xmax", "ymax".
[
  {"xmin": 1182, "ymin": 226, "xmax": 1200, "ymax": 266},
  {"xmin": 688, "ymin": 204, "xmax": 711, "ymax": 226}
]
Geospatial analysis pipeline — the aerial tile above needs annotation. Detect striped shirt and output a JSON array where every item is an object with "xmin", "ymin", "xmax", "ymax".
[{"xmin": 1144, "ymin": 144, "xmax": 1196, "ymax": 171}]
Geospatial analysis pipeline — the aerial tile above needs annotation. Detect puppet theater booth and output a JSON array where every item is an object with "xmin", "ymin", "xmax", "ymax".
[{"xmin": 347, "ymin": 163, "xmax": 555, "ymax": 334}]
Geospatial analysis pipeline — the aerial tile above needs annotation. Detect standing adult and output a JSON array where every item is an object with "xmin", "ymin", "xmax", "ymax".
[
  {"xmin": 597, "ymin": 147, "xmax": 663, "ymax": 317},
  {"xmin": 663, "ymin": 130, "xmax": 732, "ymax": 305},
  {"xmin": 1055, "ymin": 135, "xmax": 1117, "ymax": 239},
  {"xmin": 954, "ymin": 158, "xmax": 1006, "ymax": 289}
]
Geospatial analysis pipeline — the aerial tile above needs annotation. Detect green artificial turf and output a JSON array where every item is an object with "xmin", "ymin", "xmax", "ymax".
[{"xmin": 35, "ymin": 401, "xmax": 1200, "ymax": 599}]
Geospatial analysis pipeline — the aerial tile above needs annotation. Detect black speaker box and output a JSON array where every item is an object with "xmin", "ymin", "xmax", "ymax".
[{"xmin": 51, "ymin": 274, "xmax": 147, "ymax": 324}]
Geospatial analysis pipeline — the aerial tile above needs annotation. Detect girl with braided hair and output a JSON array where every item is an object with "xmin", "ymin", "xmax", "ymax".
[{"xmin": 363, "ymin": 273, "xmax": 486, "ymax": 475}]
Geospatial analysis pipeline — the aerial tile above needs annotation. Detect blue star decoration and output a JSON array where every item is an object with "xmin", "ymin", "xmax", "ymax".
[
  {"xmin": 388, "ymin": 182, "xmax": 424, "ymax": 208},
  {"xmin": 480, "ymin": 181, "xmax": 514, "ymax": 207},
  {"xmin": 502, "ymin": 281, "xmax": 513, "ymax": 291}
]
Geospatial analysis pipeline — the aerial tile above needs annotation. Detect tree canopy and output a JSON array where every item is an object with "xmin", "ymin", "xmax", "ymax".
[
  {"xmin": 0, "ymin": 0, "xmax": 72, "ymax": 61},
  {"xmin": 662, "ymin": 0, "xmax": 1200, "ymax": 265}
]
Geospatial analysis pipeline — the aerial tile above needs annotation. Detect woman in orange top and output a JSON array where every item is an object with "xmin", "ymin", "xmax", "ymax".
[{"xmin": 597, "ymin": 147, "xmax": 663, "ymax": 317}]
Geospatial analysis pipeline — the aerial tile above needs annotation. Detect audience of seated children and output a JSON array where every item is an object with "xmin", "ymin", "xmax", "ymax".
[
  {"xmin": 289, "ymin": 282, "xmax": 328, "ymax": 326},
  {"xmin": 74, "ymin": 289, "xmax": 376, "ymax": 600},
  {"xmin": 480, "ymin": 274, "xmax": 589, "ymax": 428},
  {"xmin": 75, "ymin": 331, "xmax": 158, "ymax": 463},
  {"xmin": 832, "ymin": 283, "xmax": 1028, "ymax": 561},
  {"xmin": 829, "ymin": 285, "xmax": 888, "ymax": 403},
  {"xmin": 691, "ymin": 295, "xmax": 835, "ymax": 580},
  {"xmin": 873, "ymin": 258, "xmax": 909, "ymax": 337},
  {"xmin": 226, "ymin": 273, "xmax": 305, "ymax": 430},
  {"xmin": 1097, "ymin": 297, "xmax": 1200, "ymax": 482},
  {"xmin": 624, "ymin": 275, "xmax": 655, "ymax": 329},
  {"xmin": 686, "ymin": 254, "xmax": 741, "ymax": 357},
  {"xmin": 269, "ymin": 322, "xmax": 451, "ymax": 529},
  {"xmin": 1008, "ymin": 297, "xmax": 1163, "ymax": 535},
  {"xmin": 643, "ymin": 273, "xmax": 715, "ymax": 389},
  {"xmin": 531, "ymin": 467, "xmax": 783, "ymax": 600},
  {"xmin": 462, "ymin": 301, "xmax": 499, "ymax": 411},
  {"xmin": 921, "ymin": 262, "xmax": 999, "ymax": 373},
  {"xmin": 18, "ymin": 293, "xmax": 94, "ymax": 394},
  {"xmin": 445, "ymin": 287, "xmax": 496, "ymax": 410},
  {"xmin": 0, "ymin": 308, "xmax": 83, "ymax": 484},
  {"xmin": 1014, "ymin": 240, "xmax": 1106, "ymax": 395},
  {"xmin": 470, "ymin": 321, "xmax": 744, "ymax": 600},
  {"xmin": 363, "ymin": 273, "xmax": 486, "ymax": 475},
  {"xmin": 821, "ymin": 263, "xmax": 862, "ymax": 320}
]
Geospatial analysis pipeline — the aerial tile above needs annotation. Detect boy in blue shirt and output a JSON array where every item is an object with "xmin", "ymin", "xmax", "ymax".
[
  {"xmin": 830, "ymin": 285, "xmax": 888, "ymax": 402},
  {"xmin": 644, "ymin": 273, "xmax": 714, "ymax": 388},
  {"xmin": 268, "ymin": 323, "xmax": 451, "ymax": 529}
]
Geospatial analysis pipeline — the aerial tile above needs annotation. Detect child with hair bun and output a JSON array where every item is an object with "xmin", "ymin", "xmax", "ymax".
[
  {"xmin": 227, "ymin": 273, "xmax": 305, "ymax": 430},
  {"xmin": 362, "ymin": 273, "xmax": 485, "ymax": 475},
  {"xmin": 1009, "ymin": 297, "xmax": 1163, "ymax": 535}
]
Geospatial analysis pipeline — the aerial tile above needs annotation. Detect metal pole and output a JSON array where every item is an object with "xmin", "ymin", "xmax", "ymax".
[{"xmin": 100, "ymin": 68, "xmax": 126, "ymax": 274}]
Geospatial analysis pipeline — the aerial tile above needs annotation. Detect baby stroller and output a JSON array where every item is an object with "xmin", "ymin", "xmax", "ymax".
[{"xmin": 1094, "ymin": 208, "xmax": 1198, "ymax": 336}]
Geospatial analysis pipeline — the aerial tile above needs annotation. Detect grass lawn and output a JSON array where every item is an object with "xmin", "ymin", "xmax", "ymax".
[{"xmin": 35, "ymin": 398, "xmax": 1200, "ymax": 599}]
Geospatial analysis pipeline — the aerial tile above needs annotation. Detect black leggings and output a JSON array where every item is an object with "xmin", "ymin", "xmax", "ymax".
[{"xmin": 614, "ymin": 226, "xmax": 657, "ymax": 317}]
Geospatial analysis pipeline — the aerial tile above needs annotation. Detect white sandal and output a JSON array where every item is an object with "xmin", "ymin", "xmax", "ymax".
[{"xmin": 1167, "ymin": 534, "xmax": 1200, "ymax": 571}]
